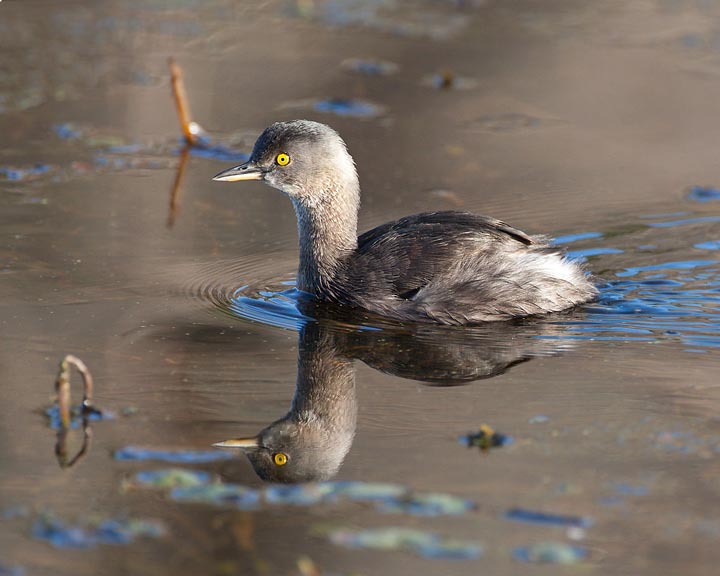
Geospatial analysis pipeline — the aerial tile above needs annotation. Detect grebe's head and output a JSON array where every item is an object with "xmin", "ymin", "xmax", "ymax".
[{"xmin": 213, "ymin": 120, "xmax": 358, "ymax": 203}]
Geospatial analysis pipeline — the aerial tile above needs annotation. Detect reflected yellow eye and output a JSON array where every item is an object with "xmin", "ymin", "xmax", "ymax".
[
  {"xmin": 275, "ymin": 153, "xmax": 290, "ymax": 166},
  {"xmin": 273, "ymin": 452, "xmax": 288, "ymax": 466}
]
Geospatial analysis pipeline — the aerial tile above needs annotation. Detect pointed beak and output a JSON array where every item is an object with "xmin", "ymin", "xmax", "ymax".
[
  {"xmin": 212, "ymin": 160, "xmax": 264, "ymax": 182},
  {"xmin": 212, "ymin": 435, "xmax": 261, "ymax": 449}
]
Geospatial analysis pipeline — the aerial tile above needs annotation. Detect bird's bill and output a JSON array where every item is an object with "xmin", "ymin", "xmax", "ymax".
[
  {"xmin": 212, "ymin": 161, "xmax": 264, "ymax": 182},
  {"xmin": 212, "ymin": 435, "xmax": 260, "ymax": 449}
]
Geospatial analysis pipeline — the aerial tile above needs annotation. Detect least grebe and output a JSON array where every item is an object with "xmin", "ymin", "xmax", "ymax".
[{"xmin": 213, "ymin": 120, "xmax": 597, "ymax": 324}]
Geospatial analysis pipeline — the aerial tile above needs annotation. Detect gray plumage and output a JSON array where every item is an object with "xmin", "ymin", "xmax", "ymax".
[{"xmin": 213, "ymin": 120, "xmax": 597, "ymax": 325}]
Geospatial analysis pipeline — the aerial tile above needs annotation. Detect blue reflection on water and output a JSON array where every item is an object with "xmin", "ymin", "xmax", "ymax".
[
  {"xmin": 222, "ymin": 235, "xmax": 720, "ymax": 352},
  {"xmin": 551, "ymin": 232, "xmax": 603, "ymax": 245},
  {"xmin": 647, "ymin": 216, "xmax": 720, "ymax": 227}
]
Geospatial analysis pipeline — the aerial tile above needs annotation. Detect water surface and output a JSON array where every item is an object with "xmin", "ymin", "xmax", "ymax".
[{"xmin": 1, "ymin": 1, "xmax": 719, "ymax": 575}]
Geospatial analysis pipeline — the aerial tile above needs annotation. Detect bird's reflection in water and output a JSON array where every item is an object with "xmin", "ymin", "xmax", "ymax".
[
  {"xmin": 217, "ymin": 304, "xmax": 578, "ymax": 483},
  {"xmin": 217, "ymin": 322, "xmax": 357, "ymax": 483}
]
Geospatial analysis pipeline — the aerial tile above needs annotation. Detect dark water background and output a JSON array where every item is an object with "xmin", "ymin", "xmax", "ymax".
[{"xmin": 1, "ymin": 1, "xmax": 719, "ymax": 574}]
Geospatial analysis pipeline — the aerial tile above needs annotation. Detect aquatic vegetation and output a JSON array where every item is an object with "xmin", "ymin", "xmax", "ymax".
[
  {"xmin": 0, "ymin": 164, "xmax": 54, "ymax": 182},
  {"xmin": 330, "ymin": 481, "xmax": 406, "ymax": 502},
  {"xmin": 265, "ymin": 483, "xmax": 337, "ymax": 506},
  {"xmin": 289, "ymin": 0, "xmax": 471, "ymax": 41},
  {"xmin": 504, "ymin": 508, "xmax": 594, "ymax": 528},
  {"xmin": 695, "ymin": 240, "xmax": 720, "ymax": 250},
  {"xmin": 529, "ymin": 414, "xmax": 550, "ymax": 424},
  {"xmin": 126, "ymin": 474, "xmax": 476, "ymax": 518},
  {"xmin": 376, "ymin": 492, "xmax": 475, "ymax": 516},
  {"xmin": 33, "ymin": 512, "xmax": 165, "ymax": 549},
  {"xmin": 170, "ymin": 484, "xmax": 261, "ymax": 509},
  {"xmin": 513, "ymin": 542, "xmax": 588, "ymax": 564},
  {"xmin": 653, "ymin": 430, "xmax": 720, "ymax": 455},
  {"xmin": 687, "ymin": 186, "xmax": 720, "ymax": 203},
  {"xmin": 459, "ymin": 424, "xmax": 512, "ymax": 452},
  {"xmin": 2, "ymin": 506, "xmax": 29, "ymax": 520},
  {"xmin": 129, "ymin": 469, "xmax": 212, "ymax": 489},
  {"xmin": 324, "ymin": 527, "xmax": 482, "ymax": 559},
  {"xmin": 341, "ymin": 58, "xmax": 398, "ymax": 76},
  {"xmin": 114, "ymin": 446, "xmax": 235, "ymax": 463},
  {"xmin": 611, "ymin": 482, "xmax": 649, "ymax": 496},
  {"xmin": 313, "ymin": 98, "xmax": 385, "ymax": 119}
]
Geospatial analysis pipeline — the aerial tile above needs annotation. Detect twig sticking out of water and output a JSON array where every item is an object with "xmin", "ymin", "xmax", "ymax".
[
  {"xmin": 55, "ymin": 354, "xmax": 94, "ymax": 431},
  {"xmin": 169, "ymin": 57, "xmax": 200, "ymax": 147}
]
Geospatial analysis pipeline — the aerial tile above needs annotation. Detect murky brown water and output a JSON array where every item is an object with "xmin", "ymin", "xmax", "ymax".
[{"xmin": 2, "ymin": 1, "xmax": 720, "ymax": 574}]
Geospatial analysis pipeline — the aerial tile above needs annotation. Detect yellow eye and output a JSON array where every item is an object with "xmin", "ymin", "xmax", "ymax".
[
  {"xmin": 275, "ymin": 153, "xmax": 290, "ymax": 166},
  {"xmin": 273, "ymin": 452, "xmax": 288, "ymax": 466}
]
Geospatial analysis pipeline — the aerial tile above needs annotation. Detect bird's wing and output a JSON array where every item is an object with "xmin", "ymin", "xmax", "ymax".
[
  {"xmin": 344, "ymin": 211, "xmax": 539, "ymax": 300},
  {"xmin": 356, "ymin": 211, "xmax": 534, "ymax": 249}
]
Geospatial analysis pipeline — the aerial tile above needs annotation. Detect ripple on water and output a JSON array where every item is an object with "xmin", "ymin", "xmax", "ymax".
[{"xmin": 185, "ymin": 232, "xmax": 720, "ymax": 354}]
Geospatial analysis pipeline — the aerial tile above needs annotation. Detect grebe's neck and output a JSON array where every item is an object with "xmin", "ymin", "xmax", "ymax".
[{"xmin": 291, "ymin": 176, "xmax": 360, "ymax": 294}]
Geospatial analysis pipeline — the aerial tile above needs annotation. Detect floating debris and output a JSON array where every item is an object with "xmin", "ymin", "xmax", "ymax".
[
  {"xmin": 504, "ymin": 508, "xmax": 593, "ymax": 528},
  {"xmin": 687, "ymin": 186, "xmax": 720, "ymax": 203},
  {"xmin": 129, "ymin": 469, "xmax": 212, "ymax": 490},
  {"xmin": 324, "ymin": 527, "xmax": 482, "ymax": 560},
  {"xmin": 513, "ymin": 542, "xmax": 588, "ymax": 564},
  {"xmin": 341, "ymin": 58, "xmax": 398, "ymax": 76},
  {"xmin": 460, "ymin": 424, "xmax": 512, "ymax": 452},
  {"xmin": 33, "ymin": 512, "xmax": 165, "ymax": 549},
  {"xmin": 422, "ymin": 71, "xmax": 477, "ymax": 90},
  {"xmin": 115, "ymin": 446, "xmax": 235, "ymax": 463},
  {"xmin": 170, "ymin": 484, "xmax": 260, "ymax": 509}
]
